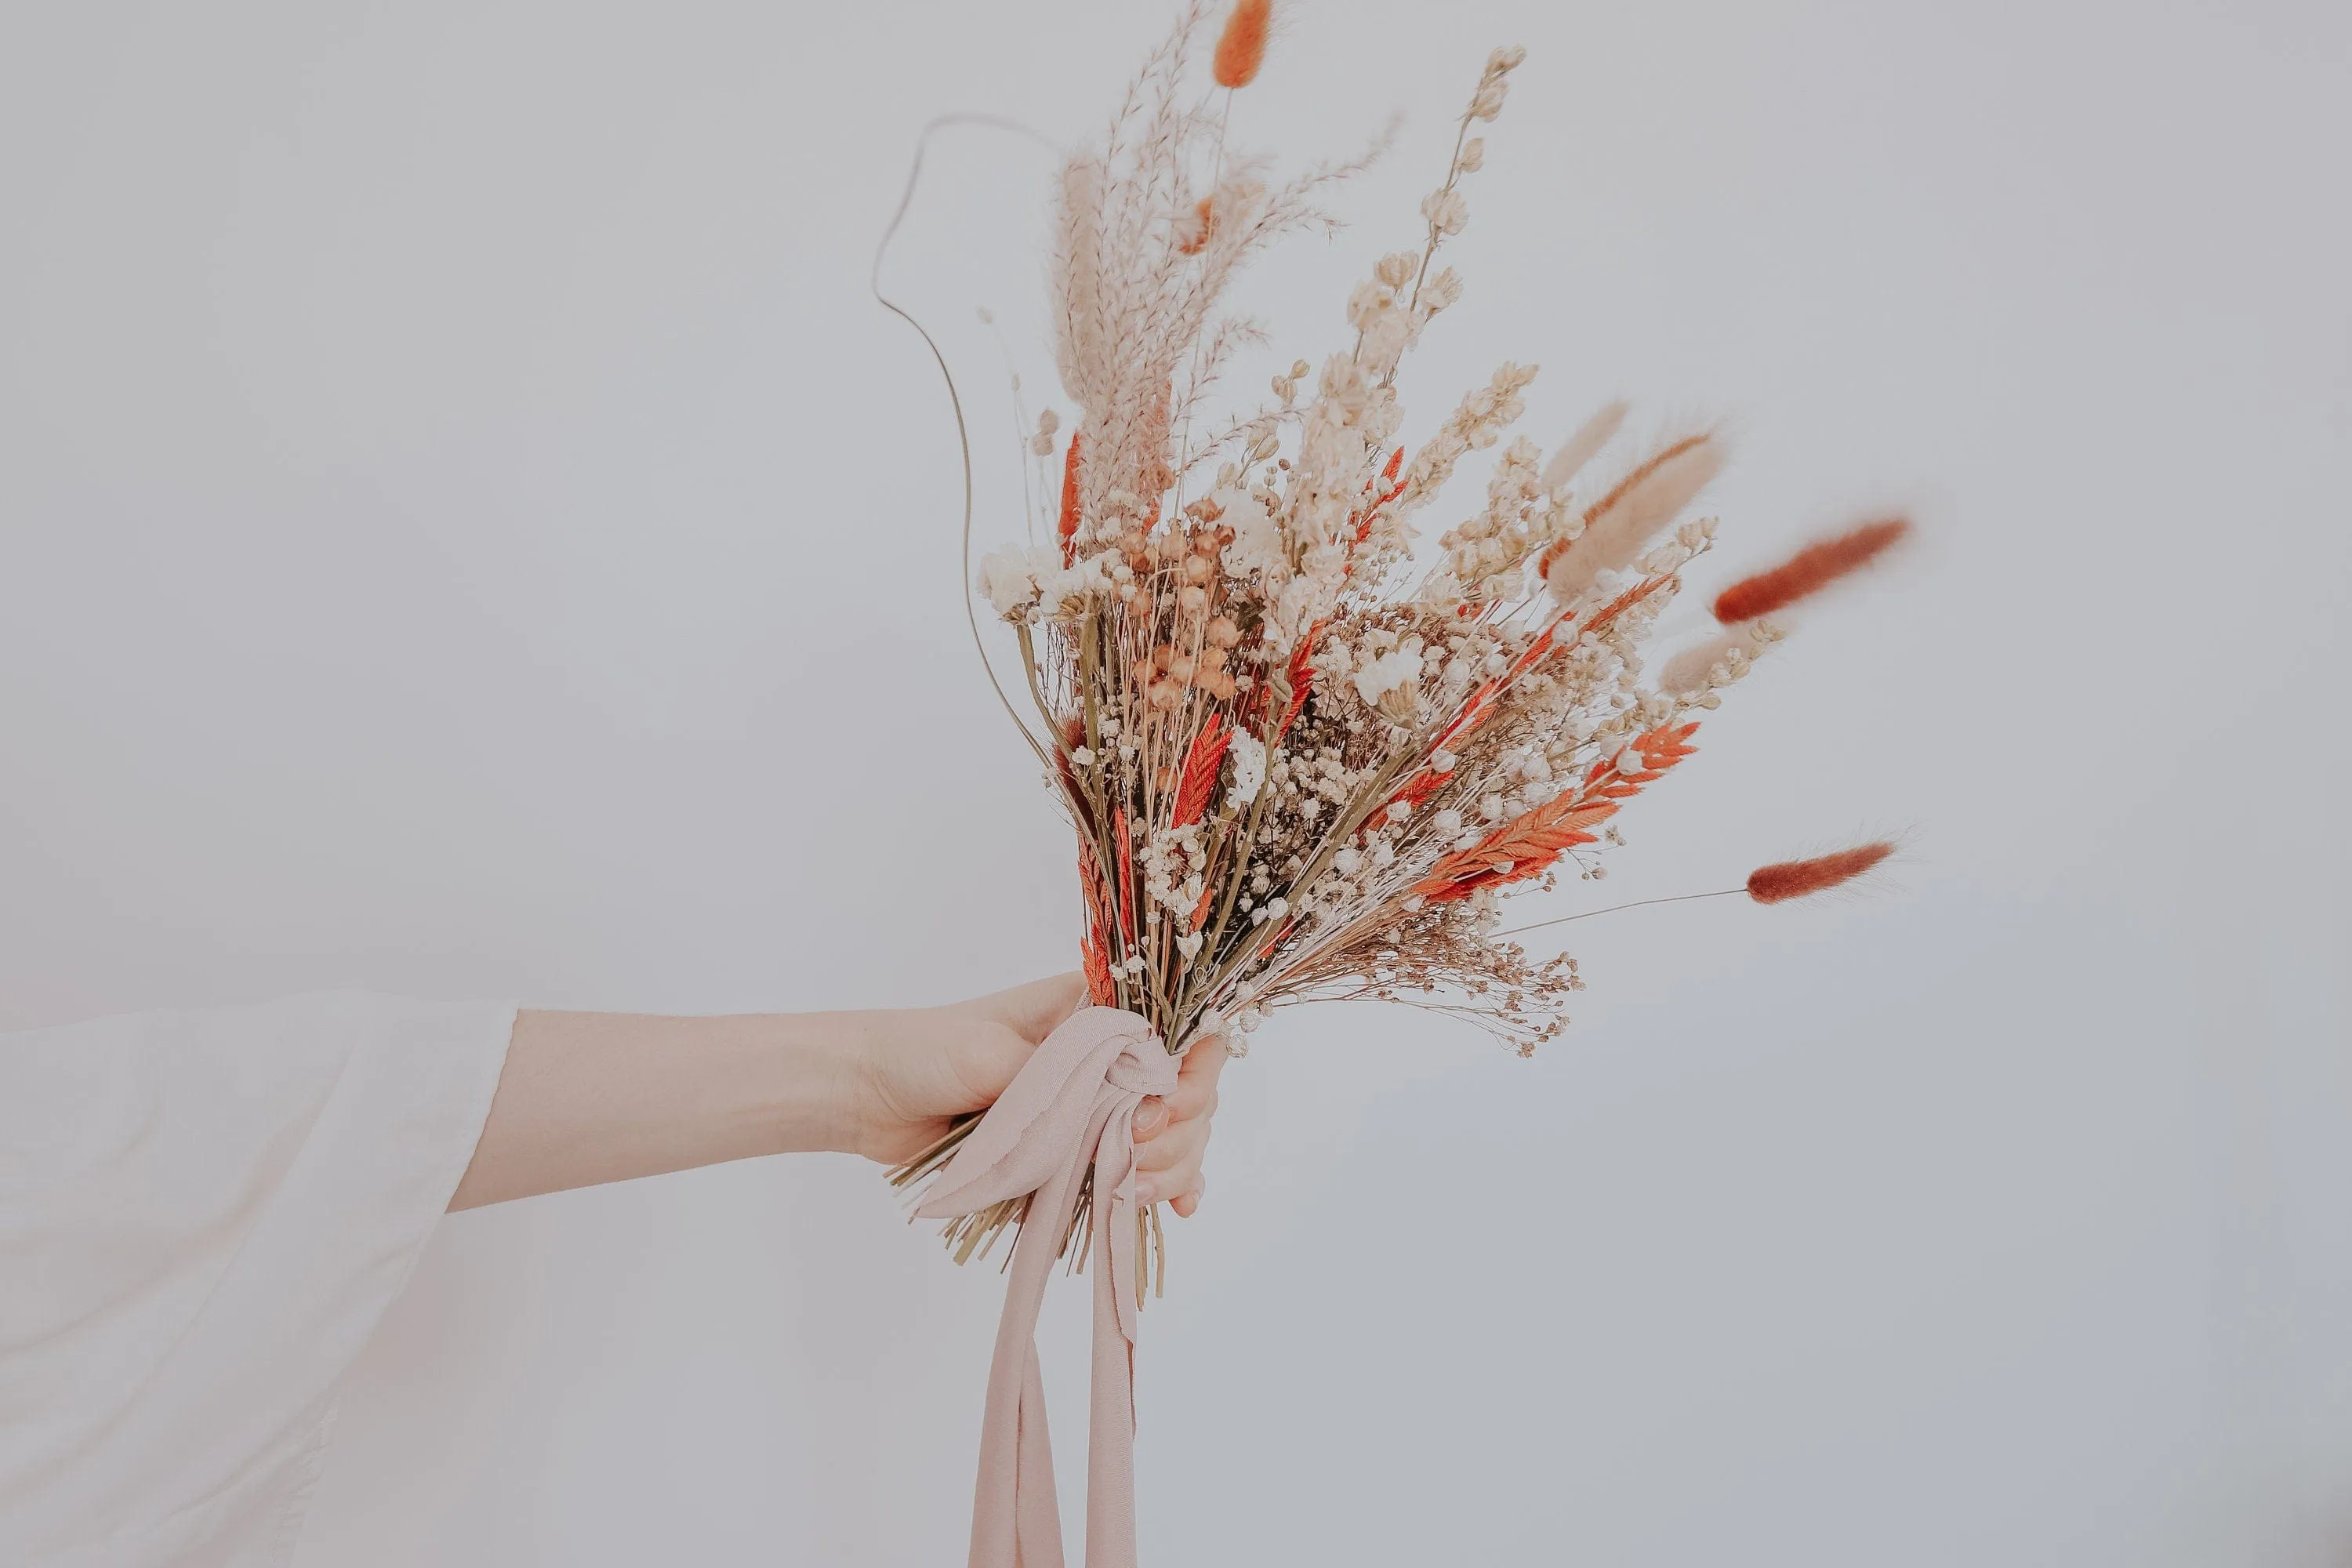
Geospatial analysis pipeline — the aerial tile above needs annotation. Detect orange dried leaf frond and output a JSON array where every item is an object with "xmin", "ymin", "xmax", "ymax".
[
  {"xmin": 1414, "ymin": 720, "xmax": 1703, "ymax": 903},
  {"xmin": 1113, "ymin": 807, "xmax": 1138, "ymax": 939},
  {"xmin": 1171, "ymin": 717, "xmax": 1232, "ymax": 827},
  {"xmin": 1080, "ymin": 931, "xmax": 1116, "ymax": 1006},
  {"xmin": 1274, "ymin": 622, "xmax": 1322, "ymax": 742},
  {"xmin": 1410, "ymin": 793, "xmax": 1624, "ymax": 903},
  {"xmin": 1076, "ymin": 838, "xmax": 1108, "ymax": 933}
]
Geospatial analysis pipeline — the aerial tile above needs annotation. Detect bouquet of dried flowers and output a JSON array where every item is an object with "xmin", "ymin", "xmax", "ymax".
[
  {"xmin": 875, "ymin": 8, "xmax": 1911, "ymax": 1563},
  {"xmin": 888, "ymin": 2, "xmax": 1904, "ymax": 1269}
]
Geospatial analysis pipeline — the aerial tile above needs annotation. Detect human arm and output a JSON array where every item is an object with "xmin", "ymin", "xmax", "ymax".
[{"xmin": 446, "ymin": 974, "xmax": 1223, "ymax": 1214}]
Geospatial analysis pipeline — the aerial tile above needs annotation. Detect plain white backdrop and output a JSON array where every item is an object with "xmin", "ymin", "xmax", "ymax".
[{"xmin": 3, "ymin": 0, "xmax": 2349, "ymax": 1563}]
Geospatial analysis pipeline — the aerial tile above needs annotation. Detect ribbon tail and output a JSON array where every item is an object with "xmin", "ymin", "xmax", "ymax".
[
  {"xmin": 942, "ymin": 1008, "xmax": 1176, "ymax": 1568},
  {"xmin": 1084, "ymin": 1221, "xmax": 1145, "ymax": 1568},
  {"xmin": 1084, "ymin": 1114, "xmax": 1147, "ymax": 1568},
  {"xmin": 1017, "ymin": 1344, "xmax": 1058, "ymax": 1568},
  {"xmin": 970, "ymin": 1145, "xmax": 1085, "ymax": 1568}
]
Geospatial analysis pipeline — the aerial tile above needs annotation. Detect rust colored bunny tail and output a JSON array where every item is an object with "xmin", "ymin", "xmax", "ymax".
[
  {"xmin": 1212, "ymin": 0, "xmax": 1272, "ymax": 88},
  {"xmin": 1745, "ymin": 842, "xmax": 1895, "ymax": 904},
  {"xmin": 1712, "ymin": 517, "xmax": 1909, "ymax": 625}
]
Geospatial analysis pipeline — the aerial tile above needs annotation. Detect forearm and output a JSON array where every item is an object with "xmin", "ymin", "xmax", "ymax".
[{"xmin": 447, "ymin": 1007, "xmax": 875, "ymax": 1210}]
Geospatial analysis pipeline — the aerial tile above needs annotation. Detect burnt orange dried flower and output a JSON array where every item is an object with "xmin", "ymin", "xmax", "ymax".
[
  {"xmin": 1713, "ymin": 517, "xmax": 1909, "ymax": 624},
  {"xmin": 1746, "ymin": 842, "xmax": 1895, "ymax": 904},
  {"xmin": 1212, "ymin": 0, "xmax": 1271, "ymax": 89}
]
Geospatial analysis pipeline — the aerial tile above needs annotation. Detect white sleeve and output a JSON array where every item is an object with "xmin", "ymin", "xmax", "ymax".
[{"xmin": 0, "ymin": 992, "xmax": 516, "ymax": 1568}]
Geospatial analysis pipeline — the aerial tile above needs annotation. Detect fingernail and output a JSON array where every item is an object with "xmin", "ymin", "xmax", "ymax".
[{"xmin": 1134, "ymin": 1098, "xmax": 1168, "ymax": 1139}]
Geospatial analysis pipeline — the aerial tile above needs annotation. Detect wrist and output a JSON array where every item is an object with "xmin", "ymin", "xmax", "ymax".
[{"xmin": 764, "ymin": 1008, "xmax": 889, "ymax": 1158}]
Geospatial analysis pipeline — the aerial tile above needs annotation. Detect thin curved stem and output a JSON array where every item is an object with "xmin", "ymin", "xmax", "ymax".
[
  {"xmin": 1495, "ymin": 887, "xmax": 1742, "ymax": 939},
  {"xmin": 870, "ymin": 112, "xmax": 1065, "ymax": 769}
]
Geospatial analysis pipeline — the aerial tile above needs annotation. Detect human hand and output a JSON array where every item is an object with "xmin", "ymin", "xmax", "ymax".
[{"xmin": 850, "ymin": 974, "xmax": 1226, "ymax": 1217}]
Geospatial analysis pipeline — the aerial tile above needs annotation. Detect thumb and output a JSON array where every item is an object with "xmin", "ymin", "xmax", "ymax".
[{"xmin": 964, "ymin": 971, "xmax": 1090, "ymax": 1045}]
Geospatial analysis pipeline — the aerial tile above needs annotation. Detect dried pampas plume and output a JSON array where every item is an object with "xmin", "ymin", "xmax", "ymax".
[
  {"xmin": 1541, "ymin": 430, "xmax": 1724, "ymax": 601},
  {"xmin": 1213, "ymin": 0, "xmax": 1272, "ymax": 88},
  {"xmin": 1541, "ymin": 399, "xmax": 1628, "ymax": 492},
  {"xmin": 1714, "ymin": 517, "xmax": 1910, "ymax": 625},
  {"xmin": 1746, "ymin": 842, "xmax": 1895, "ymax": 904},
  {"xmin": 1657, "ymin": 628, "xmax": 1760, "ymax": 695}
]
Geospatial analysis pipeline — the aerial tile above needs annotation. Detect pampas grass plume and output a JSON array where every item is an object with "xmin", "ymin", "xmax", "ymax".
[
  {"xmin": 1657, "ymin": 630, "xmax": 1752, "ymax": 695},
  {"xmin": 1540, "ymin": 399, "xmax": 1628, "ymax": 492},
  {"xmin": 1213, "ymin": 0, "xmax": 1272, "ymax": 89},
  {"xmin": 1713, "ymin": 517, "xmax": 1910, "ymax": 625},
  {"xmin": 1543, "ymin": 430, "xmax": 1724, "ymax": 601},
  {"xmin": 1746, "ymin": 842, "xmax": 1894, "ymax": 904}
]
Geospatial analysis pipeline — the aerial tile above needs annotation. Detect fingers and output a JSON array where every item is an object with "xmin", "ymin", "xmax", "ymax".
[
  {"xmin": 1134, "ymin": 1097, "xmax": 1170, "ymax": 1139},
  {"xmin": 960, "ymin": 973, "xmax": 1090, "ymax": 1044},
  {"xmin": 1134, "ymin": 1113, "xmax": 1207, "ymax": 1174},
  {"xmin": 1135, "ymin": 1035, "xmax": 1227, "ymax": 1210},
  {"xmin": 1163, "ymin": 1034, "xmax": 1228, "ymax": 1121},
  {"xmin": 1138, "ymin": 1152, "xmax": 1204, "ymax": 1208},
  {"xmin": 1134, "ymin": 1036, "xmax": 1225, "ymax": 1146}
]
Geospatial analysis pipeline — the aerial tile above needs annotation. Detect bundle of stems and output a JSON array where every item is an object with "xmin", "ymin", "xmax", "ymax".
[{"xmin": 891, "ymin": 2, "xmax": 1906, "ymax": 1270}]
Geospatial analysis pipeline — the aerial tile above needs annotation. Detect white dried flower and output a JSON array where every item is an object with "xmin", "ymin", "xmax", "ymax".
[
  {"xmin": 1348, "ymin": 280, "xmax": 1399, "ymax": 329},
  {"xmin": 976, "ymin": 543, "xmax": 1056, "ymax": 618},
  {"xmin": 1352, "ymin": 647, "xmax": 1423, "ymax": 709},
  {"xmin": 1220, "ymin": 486, "xmax": 1286, "ymax": 580},
  {"xmin": 1421, "ymin": 188, "xmax": 1469, "ymax": 235},
  {"xmin": 1226, "ymin": 730, "xmax": 1267, "ymax": 805}
]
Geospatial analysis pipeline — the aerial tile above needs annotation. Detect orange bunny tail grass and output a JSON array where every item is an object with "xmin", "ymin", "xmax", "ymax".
[
  {"xmin": 1176, "ymin": 195, "xmax": 1217, "ymax": 256},
  {"xmin": 1713, "ymin": 517, "xmax": 1909, "ymax": 624},
  {"xmin": 1056, "ymin": 434, "xmax": 1085, "ymax": 564},
  {"xmin": 1746, "ymin": 841, "xmax": 1894, "ymax": 904},
  {"xmin": 1212, "ymin": 0, "xmax": 1272, "ymax": 88}
]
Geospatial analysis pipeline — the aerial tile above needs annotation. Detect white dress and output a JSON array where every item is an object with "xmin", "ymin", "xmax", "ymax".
[{"xmin": 0, "ymin": 993, "xmax": 515, "ymax": 1568}]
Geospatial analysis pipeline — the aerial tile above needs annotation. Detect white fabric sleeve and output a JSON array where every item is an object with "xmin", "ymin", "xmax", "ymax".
[{"xmin": 0, "ymin": 992, "xmax": 517, "ymax": 1568}]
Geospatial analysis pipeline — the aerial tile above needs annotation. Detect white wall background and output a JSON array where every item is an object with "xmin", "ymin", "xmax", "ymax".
[{"xmin": 4, "ymin": 1, "xmax": 2350, "ymax": 1563}]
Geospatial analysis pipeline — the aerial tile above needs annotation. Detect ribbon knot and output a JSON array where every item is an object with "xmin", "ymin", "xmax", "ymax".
[
  {"xmin": 914, "ymin": 1007, "xmax": 1177, "ymax": 1568},
  {"xmin": 1104, "ymin": 1048, "xmax": 1177, "ymax": 1099}
]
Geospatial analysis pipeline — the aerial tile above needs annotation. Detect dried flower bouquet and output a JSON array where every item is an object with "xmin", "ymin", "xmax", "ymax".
[{"xmin": 891, "ymin": 1, "xmax": 1905, "ymax": 1269}]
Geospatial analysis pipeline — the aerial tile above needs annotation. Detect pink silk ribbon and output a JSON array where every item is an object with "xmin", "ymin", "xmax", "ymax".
[{"xmin": 915, "ymin": 1007, "xmax": 1179, "ymax": 1568}]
